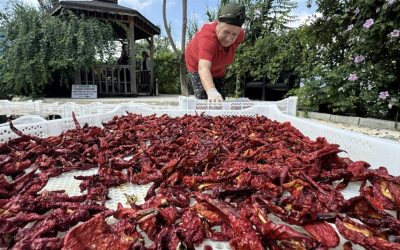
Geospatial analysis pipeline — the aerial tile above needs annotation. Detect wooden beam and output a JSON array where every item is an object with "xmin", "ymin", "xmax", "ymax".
[
  {"xmin": 133, "ymin": 16, "xmax": 153, "ymax": 37},
  {"xmin": 92, "ymin": 16, "xmax": 130, "ymax": 24},
  {"xmin": 129, "ymin": 16, "xmax": 137, "ymax": 95},
  {"xmin": 87, "ymin": 14, "xmax": 153, "ymax": 37},
  {"xmin": 133, "ymin": 23, "xmax": 153, "ymax": 36}
]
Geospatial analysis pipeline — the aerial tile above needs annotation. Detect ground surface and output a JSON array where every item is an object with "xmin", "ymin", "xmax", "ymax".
[{"xmin": 304, "ymin": 118, "xmax": 400, "ymax": 142}]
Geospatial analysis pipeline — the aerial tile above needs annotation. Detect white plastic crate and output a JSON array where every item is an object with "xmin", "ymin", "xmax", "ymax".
[
  {"xmin": 42, "ymin": 101, "xmax": 135, "ymax": 118},
  {"xmin": 0, "ymin": 115, "xmax": 47, "ymax": 127},
  {"xmin": 136, "ymin": 103, "xmax": 180, "ymax": 110},
  {"xmin": 41, "ymin": 102, "xmax": 63, "ymax": 117},
  {"xmin": 0, "ymin": 100, "xmax": 43, "ymax": 116},
  {"xmin": 178, "ymin": 96, "xmax": 298, "ymax": 116},
  {"xmin": 3, "ymin": 104, "xmax": 400, "ymax": 173},
  {"xmin": 2, "ymin": 104, "xmax": 399, "ymax": 250}
]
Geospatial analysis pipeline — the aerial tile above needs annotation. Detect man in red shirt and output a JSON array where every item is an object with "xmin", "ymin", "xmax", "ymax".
[{"xmin": 186, "ymin": 3, "xmax": 246, "ymax": 102}]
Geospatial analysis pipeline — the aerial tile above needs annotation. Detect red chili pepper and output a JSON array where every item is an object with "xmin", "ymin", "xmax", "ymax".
[{"xmin": 3, "ymin": 112, "xmax": 400, "ymax": 249}]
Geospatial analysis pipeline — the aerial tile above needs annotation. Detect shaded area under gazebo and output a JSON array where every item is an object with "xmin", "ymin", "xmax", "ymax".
[{"xmin": 48, "ymin": 0, "xmax": 161, "ymax": 96}]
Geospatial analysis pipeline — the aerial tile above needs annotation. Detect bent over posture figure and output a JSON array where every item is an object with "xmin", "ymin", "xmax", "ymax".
[{"xmin": 185, "ymin": 3, "xmax": 246, "ymax": 102}]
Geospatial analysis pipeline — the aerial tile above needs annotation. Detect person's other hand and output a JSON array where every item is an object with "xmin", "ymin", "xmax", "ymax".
[{"xmin": 207, "ymin": 88, "xmax": 223, "ymax": 102}]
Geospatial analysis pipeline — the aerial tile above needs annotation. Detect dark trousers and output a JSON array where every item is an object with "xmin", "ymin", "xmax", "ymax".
[{"xmin": 188, "ymin": 71, "xmax": 226, "ymax": 100}]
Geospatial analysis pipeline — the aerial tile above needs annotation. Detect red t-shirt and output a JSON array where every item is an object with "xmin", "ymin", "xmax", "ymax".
[{"xmin": 185, "ymin": 21, "xmax": 245, "ymax": 78}]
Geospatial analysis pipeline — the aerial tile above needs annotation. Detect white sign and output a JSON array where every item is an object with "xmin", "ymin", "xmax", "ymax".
[{"xmin": 71, "ymin": 85, "xmax": 97, "ymax": 98}]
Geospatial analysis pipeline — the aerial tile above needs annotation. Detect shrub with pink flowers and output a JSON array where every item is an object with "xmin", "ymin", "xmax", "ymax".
[
  {"xmin": 348, "ymin": 74, "xmax": 358, "ymax": 81},
  {"xmin": 293, "ymin": 0, "xmax": 400, "ymax": 120},
  {"xmin": 234, "ymin": 0, "xmax": 400, "ymax": 120},
  {"xmin": 363, "ymin": 19, "xmax": 374, "ymax": 28}
]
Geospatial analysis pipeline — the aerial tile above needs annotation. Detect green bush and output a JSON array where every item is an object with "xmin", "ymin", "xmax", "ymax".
[
  {"xmin": 294, "ymin": 0, "xmax": 400, "ymax": 119},
  {"xmin": 149, "ymin": 52, "xmax": 194, "ymax": 95},
  {"xmin": 152, "ymin": 52, "xmax": 181, "ymax": 94},
  {"xmin": 0, "ymin": 2, "xmax": 118, "ymax": 99}
]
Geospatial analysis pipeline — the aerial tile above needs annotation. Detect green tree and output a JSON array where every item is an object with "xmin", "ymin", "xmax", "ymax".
[
  {"xmin": 153, "ymin": 52, "xmax": 182, "ymax": 94},
  {"xmin": 0, "ymin": 1, "xmax": 118, "ymax": 99},
  {"xmin": 38, "ymin": 0, "xmax": 59, "ymax": 12},
  {"xmin": 162, "ymin": 0, "xmax": 189, "ymax": 96}
]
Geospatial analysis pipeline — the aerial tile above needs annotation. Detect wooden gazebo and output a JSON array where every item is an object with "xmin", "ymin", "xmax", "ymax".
[{"xmin": 48, "ymin": 0, "xmax": 161, "ymax": 96}]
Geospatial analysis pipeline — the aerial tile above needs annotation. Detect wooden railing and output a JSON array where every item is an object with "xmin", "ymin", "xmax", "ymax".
[{"xmin": 74, "ymin": 65, "xmax": 152, "ymax": 95}]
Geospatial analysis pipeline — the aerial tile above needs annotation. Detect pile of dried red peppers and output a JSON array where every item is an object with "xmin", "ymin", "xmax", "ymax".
[{"xmin": 1, "ymin": 112, "xmax": 400, "ymax": 250}]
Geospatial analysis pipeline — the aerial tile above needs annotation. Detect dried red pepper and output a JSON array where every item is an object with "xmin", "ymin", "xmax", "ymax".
[{"xmin": 3, "ymin": 111, "xmax": 400, "ymax": 249}]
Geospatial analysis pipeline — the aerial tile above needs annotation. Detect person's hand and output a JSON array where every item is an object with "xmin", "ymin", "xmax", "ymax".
[{"xmin": 207, "ymin": 88, "xmax": 223, "ymax": 102}]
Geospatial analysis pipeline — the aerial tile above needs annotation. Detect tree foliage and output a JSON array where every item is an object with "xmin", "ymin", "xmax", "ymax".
[
  {"xmin": 38, "ymin": 0, "xmax": 59, "ymax": 12},
  {"xmin": 162, "ymin": 0, "xmax": 189, "ymax": 96},
  {"xmin": 134, "ymin": 24, "xmax": 172, "ymax": 60},
  {"xmin": 153, "ymin": 52, "xmax": 182, "ymax": 94},
  {"xmin": 0, "ymin": 1, "xmax": 118, "ymax": 99},
  {"xmin": 294, "ymin": 0, "xmax": 400, "ymax": 119},
  {"xmin": 223, "ymin": 0, "xmax": 400, "ymax": 120}
]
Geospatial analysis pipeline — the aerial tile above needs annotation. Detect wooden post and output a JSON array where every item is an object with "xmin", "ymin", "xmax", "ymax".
[
  {"xmin": 111, "ymin": 67, "xmax": 115, "ymax": 93},
  {"xmin": 98, "ymin": 66, "xmax": 102, "ymax": 93},
  {"xmin": 105, "ymin": 66, "xmax": 108, "ymax": 93},
  {"xmin": 74, "ymin": 70, "xmax": 81, "ymax": 85},
  {"xmin": 129, "ymin": 16, "xmax": 137, "ymax": 96},
  {"xmin": 117, "ymin": 67, "xmax": 121, "ymax": 93},
  {"xmin": 124, "ymin": 68, "xmax": 127, "ymax": 94},
  {"xmin": 150, "ymin": 34, "xmax": 154, "ymax": 95}
]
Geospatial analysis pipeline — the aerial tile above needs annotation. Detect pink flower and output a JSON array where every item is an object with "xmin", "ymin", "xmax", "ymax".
[
  {"xmin": 379, "ymin": 91, "xmax": 389, "ymax": 99},
  {"xmin": 348, "ymin": 74, "xmax": 358, "ymax": 81},
  {"xmin": 391, "ymin": 98, "xmax": 397, "ymax": 102},
  {"xmin": 348, "ymin": 24, "xmax": 354, "ymax": 31},
  {"xmin": 354, "ymin": 7, "xmax": 360, "ymax": 15},
  {"xmin": 363, "ymin": 19, "xmax": 374, "ymax": 28},
  {"xmin": 388, "ymin": 0, "xmax": 395, "ymax": 5},
  {"xmin": 354, "ymin": 55, "xmax": 365, "ymax": 63},
  {"xmin": 391, "ymin": 30, "xmax": 399, "ymax": 37}
]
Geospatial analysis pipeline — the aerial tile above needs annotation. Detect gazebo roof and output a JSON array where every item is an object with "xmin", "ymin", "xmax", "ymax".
[{"xmin": 48, "ymin": 0, "xmax": 161, "ymax": 40}]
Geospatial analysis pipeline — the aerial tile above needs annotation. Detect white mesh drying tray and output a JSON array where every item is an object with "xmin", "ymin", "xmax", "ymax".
[{"xmin": 3, "ymin": 104, "xmax": 400, "ymax": 250}]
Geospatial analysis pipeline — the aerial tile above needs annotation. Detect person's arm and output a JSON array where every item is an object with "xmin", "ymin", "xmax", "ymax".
[
  {"xmin": 198, "ymin": 59, "xmax": 214, "ymax": 92},
  {"xmin": 198, "ymin": 59, "xmax": 223, "ymax": 102}
]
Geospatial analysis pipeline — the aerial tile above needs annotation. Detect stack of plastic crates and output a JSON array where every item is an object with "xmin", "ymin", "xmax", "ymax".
[
  {"xmin": 42, "ymin": 101, "xmax": 136, "ymax": 118},
  {"xmin": 0, "ymin": 100, "xmax": 43, "ymax": 116}
]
